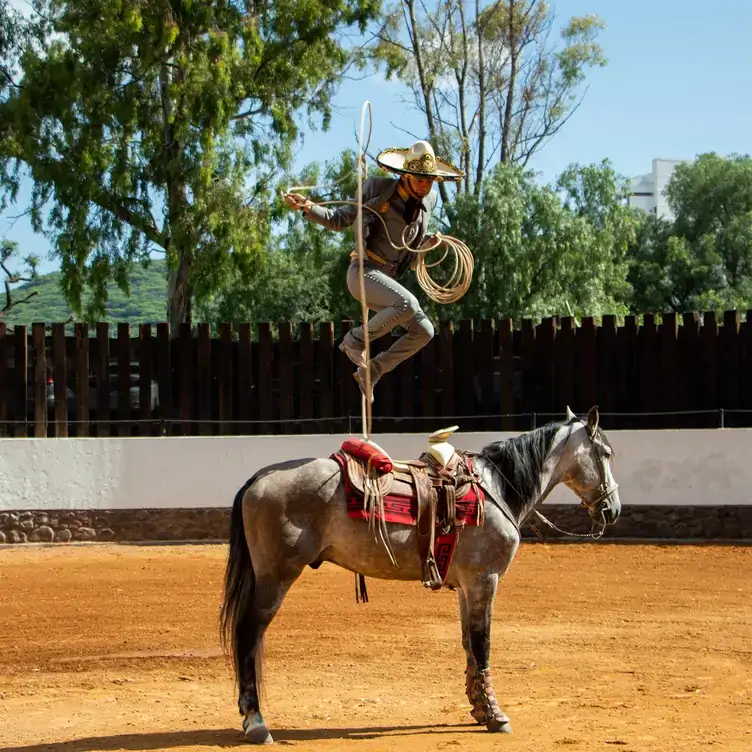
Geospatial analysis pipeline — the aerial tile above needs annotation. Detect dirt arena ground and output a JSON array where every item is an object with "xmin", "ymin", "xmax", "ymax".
[{"xmin": 0, "ymin": 543, "xmax": 750, "ymax": 752}]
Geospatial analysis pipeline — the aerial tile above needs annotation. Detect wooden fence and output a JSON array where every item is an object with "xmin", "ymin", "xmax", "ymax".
[{"xmin": 1, "ymin": 311, "xmax": 751, "ymax": 438}]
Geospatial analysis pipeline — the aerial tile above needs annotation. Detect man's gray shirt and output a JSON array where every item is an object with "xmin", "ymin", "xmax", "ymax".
[{"xmin": 304, "ymin": 177, "xmax": 438, "ymax": 271}]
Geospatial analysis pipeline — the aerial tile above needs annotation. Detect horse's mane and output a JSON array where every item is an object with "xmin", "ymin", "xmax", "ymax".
[{"xmin": 479, "ymin": 421, "xmax": 572, "ymax": 514}]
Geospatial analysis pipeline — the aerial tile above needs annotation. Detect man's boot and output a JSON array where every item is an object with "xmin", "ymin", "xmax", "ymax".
[
  {"xmin": 353, "ymin": 364, "xmax": 380, "ymax": 404},
  {"xmin": 338, "ymin": 331, "xmax": 366, "ymax": 369}
]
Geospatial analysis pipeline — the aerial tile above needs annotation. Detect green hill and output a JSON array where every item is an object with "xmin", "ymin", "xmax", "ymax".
[{"xmin": 0, "ymin": 260, "xmax": 168, "ymax": 325}]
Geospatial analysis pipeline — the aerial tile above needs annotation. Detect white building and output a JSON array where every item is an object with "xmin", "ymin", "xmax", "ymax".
[{"xmin": 628, "ymin": 158, "xmax": 689, "ymax": 221}]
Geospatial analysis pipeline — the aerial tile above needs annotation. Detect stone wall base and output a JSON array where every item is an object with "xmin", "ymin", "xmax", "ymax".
[{"xmin": 1, "ymin": 506, "xmax": 751, "ymax": 544}]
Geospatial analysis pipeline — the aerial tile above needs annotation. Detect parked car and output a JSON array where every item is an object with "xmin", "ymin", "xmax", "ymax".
[
  {"xmin": 87, "ymin": 360, "xmax": 159, "ymax": 415},
  {"xmin": 30, "ymin": 367, "xmax": 76, "ymax": 421}
]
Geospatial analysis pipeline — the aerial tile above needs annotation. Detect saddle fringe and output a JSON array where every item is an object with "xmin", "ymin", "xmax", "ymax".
[{"xmin": 362, "ymin": 458, "xmax": 399, "ymax": 567}]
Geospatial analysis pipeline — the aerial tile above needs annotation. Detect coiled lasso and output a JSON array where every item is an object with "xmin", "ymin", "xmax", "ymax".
[{"xmin": 285, "ymin": 100, "xmax": 474, "ymax": 436}]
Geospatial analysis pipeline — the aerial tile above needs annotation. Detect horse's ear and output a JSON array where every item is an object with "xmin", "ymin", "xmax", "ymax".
[
  {"xmin": 566, "ymin": 406, "xmax": 577, "ymax": 422},
  {"xmin": 587, "ymin": 405, "xmax": 599, "ymax": 435}
]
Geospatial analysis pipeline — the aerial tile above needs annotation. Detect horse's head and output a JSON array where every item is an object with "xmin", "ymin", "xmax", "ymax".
[{"xmin": 559, "ymin": 405, "xmax": 621, "ymax": 529}]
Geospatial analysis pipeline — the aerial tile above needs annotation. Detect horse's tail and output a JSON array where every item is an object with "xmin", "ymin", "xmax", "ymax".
[{"xmin": 220, "ymin": 475, "xmax": 260, "ymax": 689}]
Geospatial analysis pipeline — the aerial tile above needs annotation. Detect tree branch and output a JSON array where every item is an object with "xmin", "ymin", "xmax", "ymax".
[
  {"xmin": 0, "ymin": 289, "xmax": 38, "ymax": 317},
  {"xmin": 232, "ymin": 105, "xmax": 265, "ymax": 121},
  {"xmin": 93, "ymin": 193, "xmax": 166, "ymax": 248}
]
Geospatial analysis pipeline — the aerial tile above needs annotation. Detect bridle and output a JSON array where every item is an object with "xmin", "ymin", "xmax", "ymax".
[{"xmin": 530, "ymin": 420, "xmax": 619, "ymax": 540}]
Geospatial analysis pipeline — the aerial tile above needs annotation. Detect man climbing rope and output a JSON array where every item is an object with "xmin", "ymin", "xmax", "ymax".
[{"xmin": 284, "ymin": 140, "xmax": 464, "ymax": 403}]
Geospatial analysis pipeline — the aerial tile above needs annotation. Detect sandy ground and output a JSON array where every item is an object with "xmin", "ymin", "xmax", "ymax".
[{"xmin": 0, "ymin": 542, "xmax": 750, "ymax": 752}]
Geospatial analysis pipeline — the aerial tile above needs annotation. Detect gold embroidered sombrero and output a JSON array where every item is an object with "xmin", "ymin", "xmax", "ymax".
[{"xmin": 376, "ymin": 140, "xmax": 464, "ymax": 182}]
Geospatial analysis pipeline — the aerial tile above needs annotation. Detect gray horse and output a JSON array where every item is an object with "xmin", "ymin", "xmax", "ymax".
[{"xmin": 220, "ymin": 406, "xmax": 621, "ymax": 744}]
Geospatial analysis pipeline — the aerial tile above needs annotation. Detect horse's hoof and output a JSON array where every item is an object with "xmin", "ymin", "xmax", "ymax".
[
  {"xmin": 486, "ymin": 717, "xmax": 512, "ymax": 734},
  {"xmin": 243, "ymin": 713, "xmax": 274, "ymax": 744}
]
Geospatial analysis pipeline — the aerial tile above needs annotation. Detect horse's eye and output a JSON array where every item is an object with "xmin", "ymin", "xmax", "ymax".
[{"xmin": 602, "ymin": 446, "xmax": 612, "ymax": 458}]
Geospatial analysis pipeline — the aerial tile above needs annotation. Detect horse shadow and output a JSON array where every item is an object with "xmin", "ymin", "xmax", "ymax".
[{"xmin": 1, "ymin": 723, "xmax": 479, "ymax": 751}]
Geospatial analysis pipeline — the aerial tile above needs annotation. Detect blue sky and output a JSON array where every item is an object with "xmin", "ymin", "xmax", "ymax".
[{"xmin": 2, "ymin": 0, "xmax": 751, "ymax": 276}]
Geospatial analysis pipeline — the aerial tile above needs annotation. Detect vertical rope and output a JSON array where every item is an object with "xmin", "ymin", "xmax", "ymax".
[{"xmin": 356, "ymin": 101, "xmax": 373, "ymax": 440}]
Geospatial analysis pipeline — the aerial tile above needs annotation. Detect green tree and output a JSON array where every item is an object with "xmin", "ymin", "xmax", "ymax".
[
  {"xmin": 0, "ymin": 0, "xmax": 382, "ymax": 328},
  {"xmin": 373, "ymin": 0, "xmax": 606, "ymax": 202},
  {"xmin": 445, "ymin": 160, "xmax": 638, "ymax": 321},
  {"xmin": 627, "ymin": 153, "xmax": 752, "ymax": 313},
  {"xmin": 0, "ymin": 239, "xmax": 40, "ymax": 318},
  {"xmin": 199, "ymin": 149, "xmax": 392, "ymax": 330}
]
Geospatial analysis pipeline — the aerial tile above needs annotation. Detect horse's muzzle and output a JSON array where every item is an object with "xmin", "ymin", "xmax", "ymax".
[{"xmin": 601, "ymin": 504, "xmax": 620, "ymax": 525}]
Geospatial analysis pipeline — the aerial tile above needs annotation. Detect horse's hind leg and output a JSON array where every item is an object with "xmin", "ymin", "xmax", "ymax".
[
  {"xmin": 236, "ymin": 562, "xmax": 304, "ymax": 744},
  {"xmin": 459, "ymin": 574, "xmax": 512, "ymax": 734}
]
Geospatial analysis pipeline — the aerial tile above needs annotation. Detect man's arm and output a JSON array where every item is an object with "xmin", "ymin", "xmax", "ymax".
[{"xmin": 302, "ymin": 178, "xmax": 379, "ymax": 232}]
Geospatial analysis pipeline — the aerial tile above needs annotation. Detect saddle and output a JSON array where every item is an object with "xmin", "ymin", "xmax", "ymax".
[{"xmin": 332, "ymin": 427, "xmax": 485, "ymax": 591}]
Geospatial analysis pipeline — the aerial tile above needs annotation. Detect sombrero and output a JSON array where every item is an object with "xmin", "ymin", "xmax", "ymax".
[{"xmin": 376, "ymin": 140, "xmax": 464, "ymax": 182}]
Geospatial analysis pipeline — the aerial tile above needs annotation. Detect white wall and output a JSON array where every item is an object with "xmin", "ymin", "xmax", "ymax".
[{"xmin": 1, "ymin": 430, "xmax": 751, "ymax": 511}]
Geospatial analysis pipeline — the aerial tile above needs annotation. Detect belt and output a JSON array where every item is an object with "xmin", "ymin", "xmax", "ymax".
[{"xmin": 349, "ymin": 248, "xmax": 391, "ymax": 266}]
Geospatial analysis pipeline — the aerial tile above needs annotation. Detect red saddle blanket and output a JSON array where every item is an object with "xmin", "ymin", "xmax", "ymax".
[
  {"xmin": 331, "ymin": 444, "xmax": 484, "ymax": 587},
  {"xmin": 331, "ymin": 451, "xmax": 483, "ymax": 527}
]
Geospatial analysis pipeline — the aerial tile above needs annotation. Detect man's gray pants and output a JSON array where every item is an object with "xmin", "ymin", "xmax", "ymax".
[{"xmin": 345, "ymin": 260, "xmax": 434, "ymax": 378}]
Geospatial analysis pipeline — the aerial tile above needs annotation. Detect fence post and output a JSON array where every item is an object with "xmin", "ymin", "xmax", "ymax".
[
  {"xmin": 278, "ymin": 321, "xmax": 294, "ymax": 435},
  {"xmin": 156, "ymin": 323, "xmax": 171, "ymax": 436},
  {"xmin": 719, "ymin": 311, "xmax": 740, "ymax": 427},
  {"xmin": 237, "ymin": 323, "xmax": 253, "ymax": 436},
  {"xmin": 577, "ymin": 317, "xmax": 597, "ymax": 415},
  {"xmin": 32, "ymin": 323, "xmax": 47, "ymax": 438},
  {"xmin": 74, "ymin": 323, "xmax": 90, "ymax": 437},
  {"xmin": 196, "ymin": 323, "xmax": 212, "ymax": 436},
  {"xmin": 637, "ymin": 314, "xmax": 658, "ymax": 428},
  {"xmin": 476, "ymin": 319, "xmax": 495, "ymax": 431},
  {"xmin": 0, "ymin": 323, "xmax": 7, "ymax": 437},
  {"xmin": 537, "ymin": 317, "xmax": 556, "ymax": 423},
  {"xmin": 440, "ymin": 320, "xmax": 455, "ymax": 422},
  {"xmin": 498, "ymin": 318, "xmax": 514, "ymax": 431},
  {"xmin": 96, "ymin": 323, "xmax": 111, "ymax": 437},
  {"xmin": 554, "ymin": 317, "xmax": 575, "ymax": 418},
  {"xmin": 51, "ymin": 323, "xmax": 68, "ymax": 438},
  {"xmin": 299, "ymin": 323, "xmax": 314, "ymax": 427},
  {"xmin": 218, "ymin": 322, "xmax": 233, "ymax": 436},
  {"xmin": 661, "ymin": 313, "xmax": 679, "ymax": 429},
  {"xmin": 701, "ymin": 312, "xmax": 718, "ymax": 429},
  {"xmin": 258, "ymin": 323, "xmax": 273, "ymax": 435}
]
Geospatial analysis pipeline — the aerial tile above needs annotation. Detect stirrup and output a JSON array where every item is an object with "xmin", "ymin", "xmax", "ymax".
[{"xmin": 422, "ymin": 554, "xmax": 443, "ymax": 590}]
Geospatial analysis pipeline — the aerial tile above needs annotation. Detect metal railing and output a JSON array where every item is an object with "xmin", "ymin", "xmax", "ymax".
[{"xmin": 3, "ymin": 408, "xmax": 752, "ymax": 437}]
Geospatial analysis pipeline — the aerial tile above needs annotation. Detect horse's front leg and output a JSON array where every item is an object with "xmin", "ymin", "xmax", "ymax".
[
  {"xmin": 458, "ymin": 589, "xmax": 486, "ymax": 725},
  {"xmin": 458, "ymin": 574, "xmax": 512, "ymax": 733}
]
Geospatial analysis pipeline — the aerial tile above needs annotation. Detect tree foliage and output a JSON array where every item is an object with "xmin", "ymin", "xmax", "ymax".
[
  {"xmin": 445, "ymin": 159, "xmax": 637, "ymax": 320},
  {"xmin": 7, "ymin": 151, "xmax": 752, "ymax": 327},
  {"xmin": 201, "ymin": 152, "xmax": 641, "ymax": 327},
  {"xmin": 0, "ymin": 239, "xmax": 40, "ymax": 318},
  {"xmin": 373, "ymin": 0, "xmax": 606, "ymax": 202},
  {"xmin": 0, "ymin": 0, "xmax": 382, "ymax": 328},
  {"xmin": 627, "ymin": 153, "xmax": 752, "ymax": 313},
  {"xmin": 198, "ymin": 149, "xmax": 392, "ymax": 330}
]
